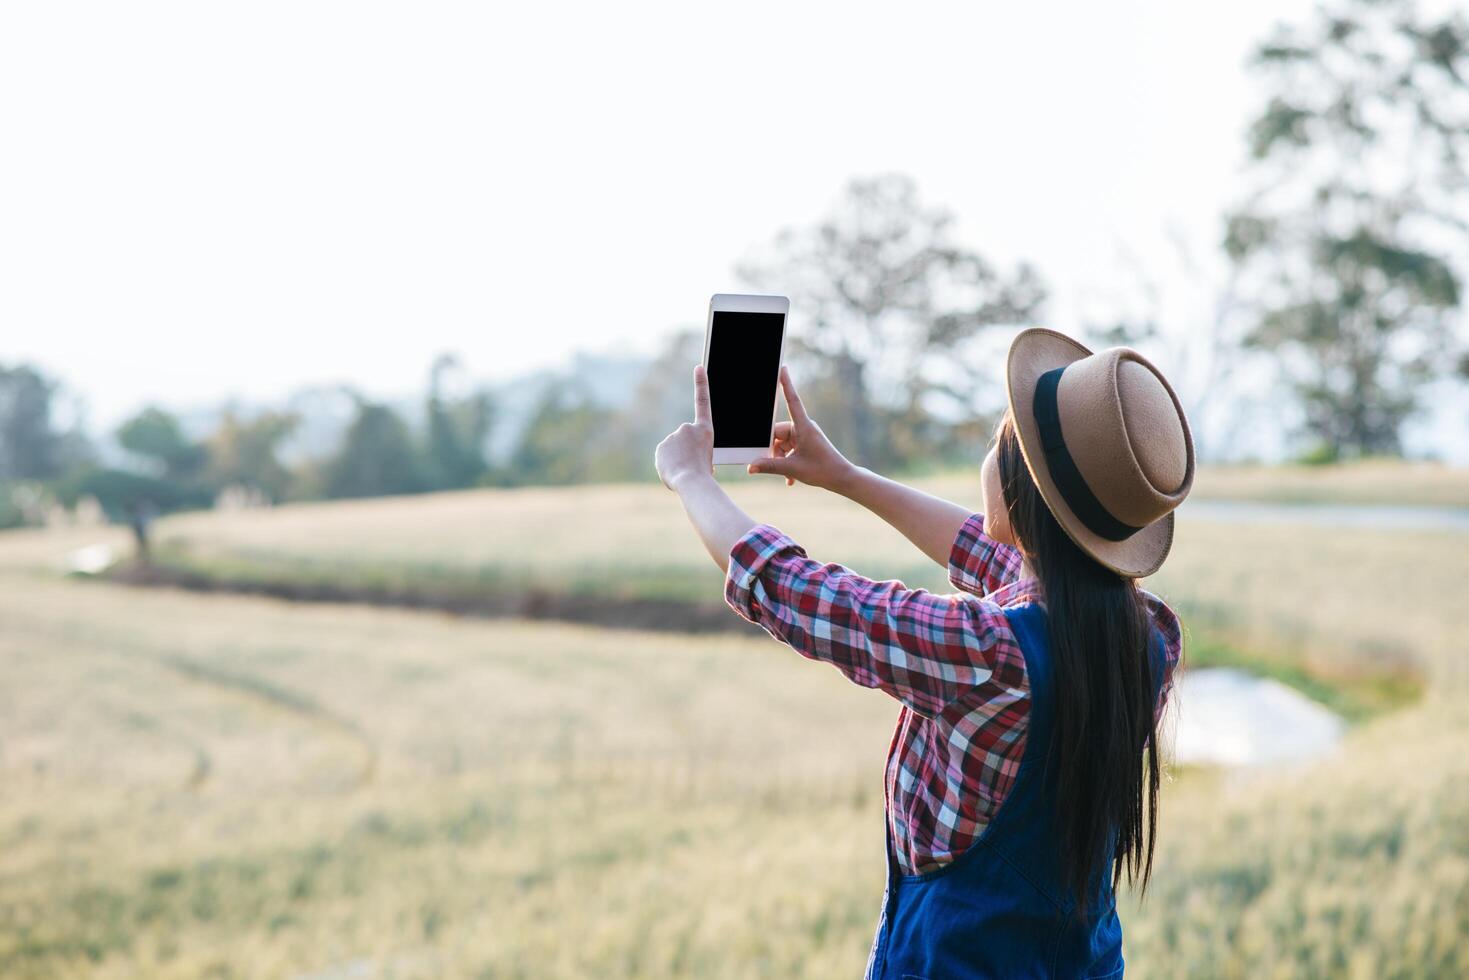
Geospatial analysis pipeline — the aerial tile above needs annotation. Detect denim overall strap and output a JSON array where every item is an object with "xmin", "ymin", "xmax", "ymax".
[{"xmin": 867, "ymin": 601, "xmax": 1165, "ymax": 980}]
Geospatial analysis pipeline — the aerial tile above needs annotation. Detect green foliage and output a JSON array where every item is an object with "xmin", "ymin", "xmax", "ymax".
[
  {"xmin": 1316, "ymin": 229, "xmax": 1460, "ymax": 308},
  {"xmin": 67, "ymin": 468, "xmax": 212, "ymax": 525},
  {"xmin": 117, "ymin": 407, "xmax": 207, "ymax": 481},
  {"xmin": 0, "ymin": 363, "xmax": 83, "ymax": 483},
  {"xmin": 1294, "ymin": 442, "xmax": 1341, "ymax": 466},
  {"xmin": 1247, "ymin": 97, "xmax": 1314, "ymax": 158},
  {"xmin": 424, "ymin": 354, "xmax": 492, "ymax": 490},
  {"xmin": 0, "ymin": 483, "xmax": 27, "ymax": 530},
  {"xmin": 82, "ymin": 407, "xmax": 219, "ymax": 552},
  {"xmin": 205, "ymin": 410, "xmax": 299, "ymax": 502},
  {"xmin": 324, "ymin": 400, "xmax": 425, "ymax": 499},
  {"xmin": 1221, "ymin": 213, "xmax": 1276, "ymax": 262},
  {"xmin": 507, "ymin": 382, "xmax": 615, "ymax": 486},
  {"xmin": 1227, "ymin": 0, "xmax": 1469, "ymax": 458}
]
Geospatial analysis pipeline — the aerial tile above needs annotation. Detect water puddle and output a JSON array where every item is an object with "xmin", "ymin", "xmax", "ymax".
[{"xmin": 1163, "ymin": 667, "xmax": 1346, "ymax": 768}]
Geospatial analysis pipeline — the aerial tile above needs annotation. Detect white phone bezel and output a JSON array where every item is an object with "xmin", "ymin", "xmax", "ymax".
[{"xmin": 703, "ymin": 292, "xmax": 790, "ymax": 465}]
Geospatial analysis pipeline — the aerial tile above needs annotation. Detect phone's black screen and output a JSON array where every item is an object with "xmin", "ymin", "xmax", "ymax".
[{"xmin": 707, "ymin": 310, "xmax": 785, "ymax": 448}]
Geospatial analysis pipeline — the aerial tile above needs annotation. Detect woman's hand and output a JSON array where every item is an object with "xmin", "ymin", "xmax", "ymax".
[
  {"xmin": 654, "ymin": 365, "xmax": 715, "ymax": 491},
  {"xmin": 748, "ymin": 367, "xmax": 856, "ymax": 492},
  {"xmin": 655, "ymin": 364, "xmax": 760, "ymax": 571}
]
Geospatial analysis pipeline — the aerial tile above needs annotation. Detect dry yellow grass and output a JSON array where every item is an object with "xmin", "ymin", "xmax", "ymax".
[
  {"xmin": 3, "ymin": 470, "xmax": 1467, "ymax": 977},
  {"xmin": 149, "ymin": 462, "xmax": 1469, "ymax": 593},
  {"xmin": 1190, "ymin": 459, "xmax": 1469, "ymax": 508},
  {"xmin": 0, "ymin": 573, "xmax": 895, "ymax": 978},
  {"xmin": 155, "ymin": 477, "xmax": 960, "ymax": 598}
]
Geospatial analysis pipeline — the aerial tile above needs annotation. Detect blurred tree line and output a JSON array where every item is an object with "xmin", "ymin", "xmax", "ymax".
[
  {"xmin": 0, "ymin": 353, "xmax": 509, "ymax": 548},
  {"xmin": 0, "ymin": 340, "xmax": 724, "ymax": 546},
  {"xmin": 1, "ymin": 0, "xmax": 1465, "ymax": 543}
]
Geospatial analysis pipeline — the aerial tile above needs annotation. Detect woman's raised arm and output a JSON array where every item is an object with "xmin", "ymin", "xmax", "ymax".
[
  {"xmin": 831, "ymin": 465, "xmax": 974, "ymax": 567},
  {"xmin": 749, "ymin": 367, "xmax": 974, "ymax": 567}
]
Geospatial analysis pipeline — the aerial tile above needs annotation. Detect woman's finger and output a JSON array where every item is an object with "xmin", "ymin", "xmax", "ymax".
[
  {"xmin": 780, "ymin": 366, "xmax": 811, "ymax": 424},
  {"xmin": 772, "ymin": 420, "xmax": 795, "ymax": 440},
  {"xmin": 693, "ymin": 365, "xmax": 713, "ymax": 426}
]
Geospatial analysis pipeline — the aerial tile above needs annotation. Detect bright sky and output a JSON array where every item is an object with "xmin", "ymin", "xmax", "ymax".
[{"xmin": 1, "ymin": 0, "xmax": 1341, "ymax": 435}]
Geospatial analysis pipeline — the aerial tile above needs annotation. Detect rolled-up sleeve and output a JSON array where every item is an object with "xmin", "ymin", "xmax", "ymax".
[
  {"xmin": 947, "ymin": 513, "xmax": 1024, "ymax": 598},
  {"xmin": 725, "ymin": 523, "xmax": 1020, "ymax": 718},
  {"xmin": 1142, "ymin": 588, "xmax": 1185, "ymax": 715}
]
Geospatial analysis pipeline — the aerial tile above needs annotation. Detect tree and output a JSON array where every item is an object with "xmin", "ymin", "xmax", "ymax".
[
  {"xmin": 71, "ymin": 406, "xmax": 214, "ymax": 557},
  {"xmin": 425, "ymin": 353, "xmax": 493, "ymax": 490},
  {"xmin": 117, "ymin": 406, "xmax": 207, "ymax": 481},
  {"xmin": 1227, "ymin": 0, "xmax": 1469, "ymax": 458},
  {"xmin": 0, "ymin": 363, "xmax": 66, "ymax": 481},
  {"xmin": 324, "ymin": 399, "xmax": 424, "ymax": 498},
  {"xmin": 206, "ymin": 409, "xmax": 300, "ymax": 502},
  {"xmin": 69, "ymin": 468, "xmax": 209, "ymax": 560},
  {"xmin": 739, "ymin": 174, "xmax": 1046, "ymax": 470},
  {"xmin": 508, "ymin": 382, "xmax": 614, "ymax": 485}
]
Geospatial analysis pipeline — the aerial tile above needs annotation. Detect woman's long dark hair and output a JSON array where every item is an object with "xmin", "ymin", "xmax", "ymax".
[{"xmin": 994, "ymin": 413, "xmax": 1162, "ymax": 910}]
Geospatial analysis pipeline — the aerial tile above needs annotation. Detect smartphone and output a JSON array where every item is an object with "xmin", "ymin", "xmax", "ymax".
[{"xmin": 703, "ymin": 293, "xmax": 790, "ymax": 465}]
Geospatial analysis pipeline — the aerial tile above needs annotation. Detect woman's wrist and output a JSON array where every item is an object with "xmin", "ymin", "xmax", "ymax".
[
  {"xmin": 669, "ymin": 468, "xmax": 718, "ymax": 495},
  {"xmin": 829, "ymin": 462, "xmax": 871, "ymax": 500},
  {"xmin": 669, "ymin": 468, "xmax": 759, "ymax": 572}
]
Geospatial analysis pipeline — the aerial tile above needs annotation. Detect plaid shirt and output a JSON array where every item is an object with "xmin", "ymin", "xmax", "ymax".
[{"xmin": 725, "ymin": 513, "xmax": 1182, "ymax": 876}]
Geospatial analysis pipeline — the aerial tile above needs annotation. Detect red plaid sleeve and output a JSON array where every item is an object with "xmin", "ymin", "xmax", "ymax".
[
  {"xmin": 725, "ymin": 523, "xmax": 1024, "ymax": 719},
  {"xmin": 946, "ymin": 513, "xmax": 1024, "ymax": 597},
  {"xmin": 1142, "ymin": 588, "xmax": 1184, "ymax": 711}
]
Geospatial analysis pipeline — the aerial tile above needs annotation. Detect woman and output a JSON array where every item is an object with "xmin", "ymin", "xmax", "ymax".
[{"xmin": 654, "ymin": 327, "xmax": 1193, "ymax": 979}]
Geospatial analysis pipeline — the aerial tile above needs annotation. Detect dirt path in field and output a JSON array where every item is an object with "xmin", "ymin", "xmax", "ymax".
[
  {"xmin": 107, "ymin": 560, "xmax": 763, "ymax": 636},
  {"xmin": 151, "ymin": 651, "xmax": 380, "ymax": 786}
]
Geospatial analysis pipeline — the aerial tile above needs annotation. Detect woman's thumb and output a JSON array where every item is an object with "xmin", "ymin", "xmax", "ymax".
[{"xmin": 748, "ymin": 455, "xmax": 795, "ymax": 477}]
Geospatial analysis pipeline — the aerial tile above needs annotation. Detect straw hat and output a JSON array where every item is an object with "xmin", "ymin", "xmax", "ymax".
[{"xmin": 1005, "ymin": 328, "xmax": 1194, "ymax": 578}]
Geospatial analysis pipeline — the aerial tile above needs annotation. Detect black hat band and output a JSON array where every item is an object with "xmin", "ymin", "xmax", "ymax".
[{"xmin": 1032, "ymin": 366, "xmax": 1145, "ymax": 542}]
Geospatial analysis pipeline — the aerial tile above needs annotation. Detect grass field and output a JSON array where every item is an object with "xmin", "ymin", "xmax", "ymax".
[
  {"xmin": 3, "ymin": 464, "xmax": 1467, "ymax": 977},
  {"xmin": 0, "ymin": 572, "xmax": 896, "ymax": 978},
  {"xmin": 144, "ymin": 461, "xmax": 1469, "ymax": 603},
  {"xmin": 1190, "ymin": 459, "xmax": 1469, "ymax": 508}
]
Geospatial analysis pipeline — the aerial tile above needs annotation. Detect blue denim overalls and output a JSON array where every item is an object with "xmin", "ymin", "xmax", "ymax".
[{"xmin": 865, "ymin": 601, "xmax": 1166, "ymax": 980}]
